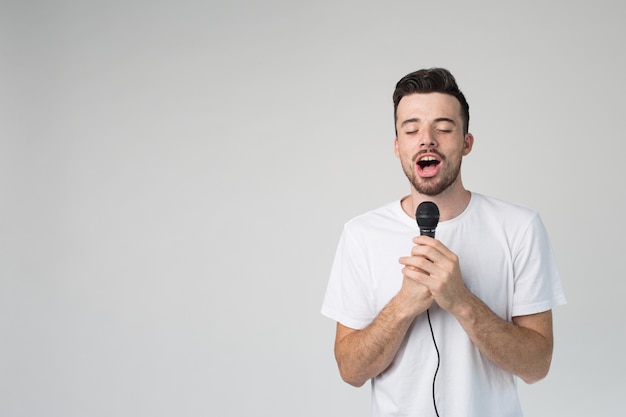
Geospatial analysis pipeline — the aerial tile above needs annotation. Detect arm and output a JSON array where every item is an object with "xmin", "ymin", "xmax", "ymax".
[
  {"xmin": 399, "ymin": 236, "xmax": 554, "ymax": 384},
  {"xmin": 454, "ymin": 295, "xmax": 553, "ymax": 383},
  {"xmin": 334, "ymin": 276, "xmax": 433, "ymax": 387}
]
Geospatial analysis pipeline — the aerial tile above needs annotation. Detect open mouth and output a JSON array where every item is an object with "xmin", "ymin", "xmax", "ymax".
[
  {"xmin": 416, "ymin": 155, "xmax": 441, "ymax": 177},
  {"xmin": 417, "ymin": 156, "xmax": 440, "ymax": 170}
]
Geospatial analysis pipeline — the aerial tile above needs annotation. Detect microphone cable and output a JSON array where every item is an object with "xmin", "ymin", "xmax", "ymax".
[
  {"xmin": 415, "ymin": 201, "xmax": 441, "ymax": 415},
  {"xmin": 426, "ymin": 308, "xmax": 441, "ymax": 417}
]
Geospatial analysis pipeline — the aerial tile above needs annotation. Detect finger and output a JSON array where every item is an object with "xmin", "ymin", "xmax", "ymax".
[
  {"xmin": 401, "ymin": 263, "xmax": 431, "ymax": 280},
  {"xmin": 399, "ymin": 256, "xmax": 435, "ymax": 273},
  {"xmin": 400, "ymin": 263, "xmax": 436, "ymax": 289},
  {"xmin": 413, "ymin": 236, "xmax": 457, "ymax": 260},
  {"xmin": 409, "ymin": 245, "xmax": 445, "ymax": 267},
  {"xmin": 412, "ymin": 242, "xmax": 458, "ymax": 269}
]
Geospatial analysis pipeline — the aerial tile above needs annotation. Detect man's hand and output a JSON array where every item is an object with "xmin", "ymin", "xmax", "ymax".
[
  {"xmin": 396, "ymin": 272, "xmax": 435, "ymax": 317},
  {"xmin": 399, "ymin": 235, "xmax": 554, "ymax": 383},
  {"xmin": 398, "ymin": 235, "xmax": 470, "ymax": 314}
]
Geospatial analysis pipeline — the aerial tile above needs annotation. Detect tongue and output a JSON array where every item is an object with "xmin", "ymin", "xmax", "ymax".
[{"xmin": 418, "ymin": 162, "xmax": 440, "ymax": 178}]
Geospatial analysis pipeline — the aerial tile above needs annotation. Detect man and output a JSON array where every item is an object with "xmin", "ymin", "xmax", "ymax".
[{"xmin": 321, "ymin": 68, "xmax": 566, "ymax": 416}]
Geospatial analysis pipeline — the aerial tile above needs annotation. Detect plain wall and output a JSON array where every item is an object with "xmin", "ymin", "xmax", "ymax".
[{"xmin": 1, "ymin": 0, "xmax": 625, "ymax": 416}]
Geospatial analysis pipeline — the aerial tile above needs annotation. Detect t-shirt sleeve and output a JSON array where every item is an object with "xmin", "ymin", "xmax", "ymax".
[
  {"xmin": 511, "ymin": 213, "xmax": 567, "ymax": 317},
  {"xmin": 321, "ymin": 225, "xmax": 377, "ymax": 330}
]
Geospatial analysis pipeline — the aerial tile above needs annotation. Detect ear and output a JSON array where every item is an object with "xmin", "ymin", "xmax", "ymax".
[
  {"xmin": 462, "ymin": 133, "xmax": 474, "ymax": 156},
  {"xmin": 394, "ymin": 136, "xmax": 400, "ymax": 158}
]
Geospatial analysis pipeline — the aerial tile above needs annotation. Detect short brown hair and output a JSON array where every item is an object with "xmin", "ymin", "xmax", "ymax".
[{"xmin": 393, "ymin": 68, "xmax": 470, "ymax": 134}]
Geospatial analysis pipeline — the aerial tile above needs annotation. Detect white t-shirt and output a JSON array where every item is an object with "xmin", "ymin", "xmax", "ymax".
[{"xmin": 321, "ymin": 193, "xmax": 566, "ymax": 417}]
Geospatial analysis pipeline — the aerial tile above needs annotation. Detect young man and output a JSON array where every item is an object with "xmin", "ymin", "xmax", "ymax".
[{"xmin": 321, "ymin": 68, "xmax": 566, "ymax": 416}]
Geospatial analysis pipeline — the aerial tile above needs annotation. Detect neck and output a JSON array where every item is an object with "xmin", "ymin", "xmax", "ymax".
[{"xmin": 401, "ymin": 183, "xmax": 471, "ymax": 222}]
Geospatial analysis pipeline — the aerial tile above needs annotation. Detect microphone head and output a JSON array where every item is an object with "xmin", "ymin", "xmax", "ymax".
[{"xmin": 416, "ymin": 201, "xmax": 440, "ymax": 237}]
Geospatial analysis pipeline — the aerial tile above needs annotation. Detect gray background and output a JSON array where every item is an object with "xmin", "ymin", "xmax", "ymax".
[{"xmin": 2, "ymin": 0, "xmax": 624, "ymax": 416}]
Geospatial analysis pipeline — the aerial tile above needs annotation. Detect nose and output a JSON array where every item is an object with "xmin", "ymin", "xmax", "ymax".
[{"xmin": 418, "ymin": 128, "xmax": 437, "ymax": 148}]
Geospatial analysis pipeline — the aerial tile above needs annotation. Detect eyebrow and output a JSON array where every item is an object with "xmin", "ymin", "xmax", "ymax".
[{"xmin": 400, "ymin": 117, "xmax": 457, "ymax": 127}]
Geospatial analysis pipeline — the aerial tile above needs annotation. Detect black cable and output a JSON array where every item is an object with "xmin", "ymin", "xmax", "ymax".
[{"xmin": 426, "ymin": 308, "xmax": 440, "ymax": 417}]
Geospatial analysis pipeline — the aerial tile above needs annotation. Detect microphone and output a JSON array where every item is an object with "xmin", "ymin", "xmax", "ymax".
[
  {"xmin": 415, "ymin": 200, "xmax": 442, "ymax": 417},
  {"xmin": 416, "ymin": 201, "xmax": 440, "ymax": 238}
]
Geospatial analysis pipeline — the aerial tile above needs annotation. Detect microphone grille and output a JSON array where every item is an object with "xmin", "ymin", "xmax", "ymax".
[{"xmin": 416, "ymin": 201, "xmax": 440, "ymax": 228}]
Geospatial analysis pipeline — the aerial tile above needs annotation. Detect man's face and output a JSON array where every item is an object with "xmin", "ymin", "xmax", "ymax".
[{"xmin": 394, "ymin": 93, "xmax": 473, "ymax": 196}]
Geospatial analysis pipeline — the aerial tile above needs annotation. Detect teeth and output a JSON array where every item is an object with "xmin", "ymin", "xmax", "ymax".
[{"xmin": 419, "ymin": 156, "xmax": 437, "ymax": 162}]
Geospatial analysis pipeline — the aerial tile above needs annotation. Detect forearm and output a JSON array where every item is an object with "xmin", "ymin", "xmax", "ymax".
[
  {"xmin": 334, "ymin": 295, "xmax": 421, "ymax": 387},
  {"xmin": 401, "ymin": 237, "xmax": 555, "ymax": 383},
  {"xmin": 453, "ymin": 292, "xmax": 554, "ymax": 384}
]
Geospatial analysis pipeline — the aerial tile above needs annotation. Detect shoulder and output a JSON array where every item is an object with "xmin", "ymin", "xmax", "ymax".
[
  {"xmin": 468, "ymin": 193, "xmax": 552, "ymax": 253},
  {"xmin": 471, "ymin": 192, "xmax": 539, "ymax": 222},
  {"xmin": 464, "ymin": 193, "xmax": 546, "ymax": 243}
]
